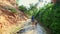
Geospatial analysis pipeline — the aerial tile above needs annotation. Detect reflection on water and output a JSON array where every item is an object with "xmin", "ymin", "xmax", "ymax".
[{"xmin": 17, "ymin": 19, "xmax": 46, "ymax": 34}]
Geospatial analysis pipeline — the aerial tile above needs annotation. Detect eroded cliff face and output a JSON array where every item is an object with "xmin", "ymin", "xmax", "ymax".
[{"xmin": 0, "ymin": 0, "xmax": 28, "ymax": 34}]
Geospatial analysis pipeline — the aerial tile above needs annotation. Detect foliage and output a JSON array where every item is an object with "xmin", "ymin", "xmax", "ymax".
[
  {"xmin": 35, "ymin": 3, "xmax": 60, "ymax": 34},
  {"xmin": 9, "ymin": 8, "xmax": 17, "ymax": 13},
  {"xmin": 18, "ymin": 4, "xmax": 39, "ymax": 18},
  {"xmin": 4, "ymin": 6, "xmax": 17, "ymax": 13},
  {"xmin": 19, "ymin": 5, "xmax": 27, "ymax": 11},
  {"xmin": 24, "ymin": 4, "xmax": 39, "ymax": 18}
]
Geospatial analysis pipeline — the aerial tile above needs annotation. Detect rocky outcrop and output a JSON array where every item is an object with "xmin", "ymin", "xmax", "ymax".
[{"xmin": 0, "ymin": 0, "xmax": 28, "ymax": 34}]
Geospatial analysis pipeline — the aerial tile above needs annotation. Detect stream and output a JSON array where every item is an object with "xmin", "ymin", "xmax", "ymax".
[{"xmin": 17, "ymin": 19, "xmax": 47, "ymax": 34}]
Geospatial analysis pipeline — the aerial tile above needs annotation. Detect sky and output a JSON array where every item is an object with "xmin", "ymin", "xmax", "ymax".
[{"xmin": 17, "ymin": 0, "xmax": 51, "ymax": 8}]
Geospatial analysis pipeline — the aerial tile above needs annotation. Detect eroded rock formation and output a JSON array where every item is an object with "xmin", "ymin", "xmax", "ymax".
[{"xmin": 0, "ymin": 0, "xmax": 28, "ymax": 34}]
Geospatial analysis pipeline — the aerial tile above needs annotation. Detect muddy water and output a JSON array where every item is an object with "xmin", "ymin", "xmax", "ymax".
[{"xmin": 17, "ymin": 19, "xmax": 47, "ymax": 34}]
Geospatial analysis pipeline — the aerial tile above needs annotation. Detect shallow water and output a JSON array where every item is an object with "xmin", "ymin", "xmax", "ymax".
[{"xmin": 17, "ymin": 19, "xmax": 47, "ymax": 34}]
